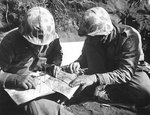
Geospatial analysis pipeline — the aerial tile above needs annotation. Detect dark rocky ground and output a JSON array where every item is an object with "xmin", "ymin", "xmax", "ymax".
[
  {"xmin": 0, "ymin": 0, "xmax": 150, "ymax": 115},
  {"xmin": 65, "ymin": 92, "xmax": 150, "ymax": 115}
]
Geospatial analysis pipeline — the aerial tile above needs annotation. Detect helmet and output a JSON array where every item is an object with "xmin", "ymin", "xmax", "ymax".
[
  {"xmin": 78, "ymin": 7, "xmax": 113, "ymax": 36},
  {"xmin": 19, "ymin": 7, "xmax": 58, "ymax": 45}
]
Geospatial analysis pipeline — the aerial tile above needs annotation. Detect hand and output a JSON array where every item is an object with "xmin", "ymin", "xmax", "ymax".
[
  {"xmin": 69, "ymin": 62, "xmax": 80, "ymax": 73},
  {"xmin": 43, "ymin": 64, "xmax": 61, "ymax": 77},
  {"xmin": 69, "ymin": 74, "xmax": 97, "ymax": 91},
  {"xmin": 94, "ymin": 85, "xmax": 106, "ymax": 96},
  {"xmin": 53, "ymin": 65, "xmax": 61, "ymax": 77},
  {"xmin": 5, "ymin": 74, "xmax": 36, "ymax": 90}
]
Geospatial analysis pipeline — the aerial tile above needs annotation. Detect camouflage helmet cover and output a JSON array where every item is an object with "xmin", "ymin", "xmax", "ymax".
[
  {"xmin": 78, "ymin": 7, "xmax": 113, "ymax": 36},
  {"xmin": 19, "ymin": 6, "xmax": 58, "ymax": 45}
]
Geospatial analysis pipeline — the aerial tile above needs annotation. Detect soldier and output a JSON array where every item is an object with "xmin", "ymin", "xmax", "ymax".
[
  {"xmin": 0, "ymin": 6, "xmax": 73, "ymax": 115},
  {"xmin": 67, "ymin": 7, "xmax": 150, "ymax": 108}
]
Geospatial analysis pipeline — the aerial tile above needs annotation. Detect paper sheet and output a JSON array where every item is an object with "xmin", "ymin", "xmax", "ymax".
[{"xmin": 5, "ymin": 71, "xmax": 79, "ymax": 105}]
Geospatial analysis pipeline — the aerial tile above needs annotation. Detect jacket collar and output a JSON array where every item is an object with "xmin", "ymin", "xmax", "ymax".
[
  {"xmin": 86, "ymin": 23, "xmax": 121, "ymax": 46},
  {"xmin": 104, "ymin": 24, "xmax": 120, "ymax": 46}
]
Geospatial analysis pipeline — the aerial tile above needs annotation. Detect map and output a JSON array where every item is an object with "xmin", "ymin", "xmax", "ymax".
[{"xmin": 4, "ymin": 71, "xmax": 79, "ymax": 105}]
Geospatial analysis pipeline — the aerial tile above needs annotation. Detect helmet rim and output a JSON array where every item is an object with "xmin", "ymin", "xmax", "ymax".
[{"xmin": 19, "ymin": 6, "xmax": 57, "ymax": 45}]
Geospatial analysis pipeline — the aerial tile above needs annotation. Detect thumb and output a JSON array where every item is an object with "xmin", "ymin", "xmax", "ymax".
[
  {"xmin": 80, "ymin": 84, "xmax": 87, "ymax": 91},
  {"xmin": 73, "ymin": 84, "xmax": 86, "ymax": 97}
]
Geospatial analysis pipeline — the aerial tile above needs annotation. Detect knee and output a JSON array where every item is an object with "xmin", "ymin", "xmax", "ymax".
[
  {"xmin": 23, "ymin": 99, "xmax": 58, "ymax": 115},
  {"xmin": 23, "ymin": 101, "xmax": 39, "ymax": 115},
  {"xmin": 134, "ymin": 85, "xmax": 150, "ymax": 106},
  {"xmin": 23, "ymin": 99, "xmax": 73, "ymax": 115},
  {"xmin": 133, "ymin": 71, "xmax": 150, "ymax": 99}
]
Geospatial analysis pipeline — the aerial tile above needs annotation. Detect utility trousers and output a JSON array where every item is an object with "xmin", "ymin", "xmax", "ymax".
[{"xmin": 0, "ymin": 89, "xmax": 73, "ymax": 115}]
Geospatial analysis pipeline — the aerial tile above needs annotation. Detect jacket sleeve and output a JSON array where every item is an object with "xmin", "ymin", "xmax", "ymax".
[
  {"xmin": 0, "ymin": 37, "xmax": 15, "ymax": 87},
  {"xmin": 75, "ymin": 40, "xmax": 88, "ymax": 68},
  {"xmin": 46, "ymin": 38, "xmax": 63, "ymax": 66},
  {"xmin": 96, "ymin": 30, "xmax": 141, "ymax": 85}
]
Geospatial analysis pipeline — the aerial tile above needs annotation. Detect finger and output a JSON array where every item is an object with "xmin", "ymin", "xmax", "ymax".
[
  {"xmin": 28, "ymin": 79, "xmax": 36, "ymax": 89},
  {"xmin": 69, "ymin": 63, "xmax": 74, "ymax": 73},
  {"xmin": 55, "ymin": 67, "xmax": 61, "ymax": 76},
  {"xmin": 61, "ymin": 101, "xmax": 65, "ymax": 105},
  {"xmin": 80, "ymin": 84, "xmax": 87, "ymax": 91},
  {"xmin": 21, "ymin": 82, "xmax": 29, "ymax": 90},
  {"xmin": 25, "ymin": 81, "xmax": 33, "ymax": 89},
  {"xmin": 52, "ymin": 66, "xmax": 56, "ymax": 77},
  {"xmin": 53, "ymin": 66, "xmax": 60, "ymax": 77},
  {"xmin": 27, "ymin": 76, "xmax": 36, "ymax": 89},
  {"xmin": 27, "ymin": 75, "xmax": 35, "ymax": 81},
  {"xmin": 74, "ymin": 65, "xmax": 80, "ymax": 73},
  {"xmin": 73, "ymin": 64, "xmax": 78, "ymax": 73},
  {"xmin": 69, "ymin": 79, "xmax": 82, "ymax": 87},
  {"xmin": 57, "ymin": 99, "xmax": 60, "ymax": 103}
]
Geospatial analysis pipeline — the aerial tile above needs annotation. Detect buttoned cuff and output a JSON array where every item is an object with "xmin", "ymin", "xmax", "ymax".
[{"xmin": 95, "ymin": 73, "xmax": 111, "ymax": 85}]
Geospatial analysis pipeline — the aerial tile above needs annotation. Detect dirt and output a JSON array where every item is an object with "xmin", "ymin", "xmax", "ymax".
[{"xmin": 63, "ymin": 94, "xmax": 145, "ymax": 115}]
